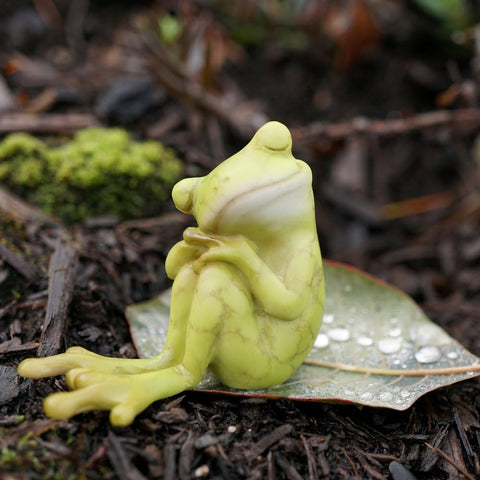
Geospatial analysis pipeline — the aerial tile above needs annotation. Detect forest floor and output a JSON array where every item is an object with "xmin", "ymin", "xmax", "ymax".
[{"xmin": 1, "ymin": 1, "xmax": 480, "ymax": 479}]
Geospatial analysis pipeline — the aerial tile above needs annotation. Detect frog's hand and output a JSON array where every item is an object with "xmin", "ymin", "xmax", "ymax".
[
  {"xmin": 191, "ymin": 234, "xmax": 320, "ymax": 320},
  {"xmin": 165, "ymin": 240, "xmax": 206, "ymax": 279},
  {"xmin": 17, "ymin": 347, "xmax": 171, "ymax": 379}
]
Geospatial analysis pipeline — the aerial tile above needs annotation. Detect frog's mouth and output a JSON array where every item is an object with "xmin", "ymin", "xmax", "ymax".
[{"xmin": 201, "ymin": 166, "xmax": 308, "ymax": 233}]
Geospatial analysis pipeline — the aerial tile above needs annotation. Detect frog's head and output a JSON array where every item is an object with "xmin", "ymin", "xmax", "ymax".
[{"xmin": 172, "ymin": 121, "xmax": 314, "ymax": 238}]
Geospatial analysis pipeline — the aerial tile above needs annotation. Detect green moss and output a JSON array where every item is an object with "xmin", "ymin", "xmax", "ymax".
[{"xmin": 0, "ymin": 128, "xmax": 183, "ymax": 223}]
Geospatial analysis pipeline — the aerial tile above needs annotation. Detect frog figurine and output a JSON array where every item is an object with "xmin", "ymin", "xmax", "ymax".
[{"xmin": 18, "ymin": 121, "xmax": 324, "ymax": 426}]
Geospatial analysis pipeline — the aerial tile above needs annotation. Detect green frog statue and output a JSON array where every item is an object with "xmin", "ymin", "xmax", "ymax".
[{"xmin": 18, "ymin": 121, "xmax": 324, "ymax": 426}]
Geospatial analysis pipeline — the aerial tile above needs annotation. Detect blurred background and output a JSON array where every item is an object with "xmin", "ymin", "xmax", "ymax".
[
  {"xmin": 3, "ymin": 0, "xmax": 480, "ymax": 384},
  {"xmin": 2, "ymin": 2, "xmax": 480, "ymax": 478}
]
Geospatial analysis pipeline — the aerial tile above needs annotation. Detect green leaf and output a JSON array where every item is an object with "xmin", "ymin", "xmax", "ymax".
[{"xmin": 126, "ymin": 261, "xmax": 480, "ymax": 410}]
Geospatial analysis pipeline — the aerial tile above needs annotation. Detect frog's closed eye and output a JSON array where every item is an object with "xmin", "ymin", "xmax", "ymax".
[{"xmin": 253, "ymin": 121, "xmax": 292, "ymax": 153}]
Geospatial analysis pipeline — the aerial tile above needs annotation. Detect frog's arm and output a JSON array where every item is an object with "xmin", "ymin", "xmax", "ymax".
[
  {"xmin": 185, "ymin": 228, "xmax": 318, "ymax": 320},
  {"xmin": 165, "ymin": 240, "xmax": 206, "ymax": 279}
]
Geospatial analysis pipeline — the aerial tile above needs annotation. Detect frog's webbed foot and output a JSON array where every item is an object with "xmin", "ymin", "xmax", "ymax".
[
  {"xmin": 18, "ymin": 346, "xmax": 172, "ymax": 379},
  {"xmin": 43, "ymin": 367, "xmax": 196, "ymax": 426}
]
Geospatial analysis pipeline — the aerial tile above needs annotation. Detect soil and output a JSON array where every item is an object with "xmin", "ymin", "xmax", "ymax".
[{"xmin": 1, "ymin": 1, "xmax": 480, "ymax": 479}]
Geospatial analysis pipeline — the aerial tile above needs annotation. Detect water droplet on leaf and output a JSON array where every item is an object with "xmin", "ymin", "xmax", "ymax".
[
  {"xmin": 415, "ymin": 346, "xmax": 441, "ymax": 364},
  {"xmin": 357, "ymin": 336, "xmax": 373, "ymax": 346},
  {"xmin": 379, "ymin": 391, "xmax": 393, "ymax": 401},
  {"xmin": 327, "ymin": 328, "xmax": 350, "ymax": 342},
  {"xmin": 410, "ymin": 324, "xmax": 450, "ymax": 346},
  {"xmin": 323, "ymin": 313, "xmax": 334, "ymax": 324},
  {"xmin": 378, "ymin": 338, "xmax": 401, "ymax": 354},
  {"xmin": 360, "ymin": 391, "xmax": 373, "ymax": 400},
  {"xmin": 314, "ymin": 333, "xmax": 329, "ymax": 348},
  {"xmin": 388, "ymin": 327, "xmax": 402, "ymax": 337}
]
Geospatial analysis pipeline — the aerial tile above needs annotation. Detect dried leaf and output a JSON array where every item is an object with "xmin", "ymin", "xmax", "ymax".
[{"xmin": 126, "ymin": 261, "xmax": 480, "ymax": 410}]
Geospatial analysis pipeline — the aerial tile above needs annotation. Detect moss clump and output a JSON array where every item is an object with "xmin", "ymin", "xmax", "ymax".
[{"xmin": 0, "ymin": 128, "xmax": 182, "ymax": 223}]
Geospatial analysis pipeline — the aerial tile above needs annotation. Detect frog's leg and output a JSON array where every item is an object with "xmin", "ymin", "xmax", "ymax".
[
  {"xmin": 18, "ymin": 263, "xmax": 198, "ymax": 379},
  {"xmin": 29, "ymin": 262, "xmax": 241, "ymax": 426}
]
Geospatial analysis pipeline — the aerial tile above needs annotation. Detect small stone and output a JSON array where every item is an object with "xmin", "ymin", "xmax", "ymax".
[
  {"xmin": 96, "ymin": 77, "xmax": 163, "ymax": 124},
  {"xmin": 194, "ymin": 465, "xmax": 210, "ymax": 478}
]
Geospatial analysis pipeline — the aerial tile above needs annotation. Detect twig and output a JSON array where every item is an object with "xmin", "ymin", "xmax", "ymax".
[
  {"xmin": 0, "ymin": 112, "xmax": 99, "ymax": 134},
  {"xmin": 301, "ymin": 435, "xmax": 318, "ymax": 480},
  {"xmin": 65, "ymin": 0, "xmax": 90, "ymax": 62},
  {"xmin": 275, "ymin": 455, "xmax": 303, "ymax": 480},
  {"xmin": 142, "ymin": 30, "xmax": 264, "ymax": 138},
  {"xmin": 246, "ymin": 424, "xmax": 294, "ymax": 462},
  {"xmin": 37, "ymin": 238, "xmax": 78, "ymax": 357},
  {"xmin": 163, "ymin": 443, "xmax": 177, "ymax": 480},
  {"xmin": 425, "ymin": 443, "xmax": 475, "ymax": 480},
  {"xmin": 292, "ymin": 108, "xmax": 480, "ymax": 144},
  {"xmin": 0, "ymin": 186, "xmax": 58, "ymax": 225},
  {"xmin": 0, "ymin": 243, "xmax": 38, "ymax": 281},
  {"xmin": 453, "ymin": 409, "xmax": 475, "ymax": 464},
  {"xmin": 0, "ymin": 341, "xmax": 39, "ymax": 355},
  {"xmin": 106, "ymin": 432, "xmax": 147, "ymax": 480}
]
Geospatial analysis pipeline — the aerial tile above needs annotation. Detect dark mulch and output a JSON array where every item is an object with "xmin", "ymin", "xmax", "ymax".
[{"xmin": 1, "ymin": 1, "xmax": 480, "ymax": 478}]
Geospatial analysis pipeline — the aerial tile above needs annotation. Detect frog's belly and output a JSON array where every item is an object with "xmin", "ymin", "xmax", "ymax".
[
  {"xmin": 193, "ymin": 261, "xmax": 322, "ymax": 390},
  {"xmin": 210, "ymin": 309, "xmax": 319, "ymax": 390}
]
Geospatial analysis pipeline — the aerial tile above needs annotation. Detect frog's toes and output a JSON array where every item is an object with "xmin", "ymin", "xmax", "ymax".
[
  {"xmin": 43, "ymin": 389, "xmax": 104, "ymax": 421},
  {"xmin": 65, "ymin": 346, "xmax": 91, "ymax": 355},
  {"xmin": 66, "ymin": 368, "xmax": 111, "ymax": 389},
  {"xmin": 43, "ymin": 381, "xmax": 152, "ymax": 426},
  {"xmin": 110, "ymin": 403, "xmax": 140, "ymax": 427}
]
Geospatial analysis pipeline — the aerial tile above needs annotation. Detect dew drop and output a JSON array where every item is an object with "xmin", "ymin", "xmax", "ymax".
[
  {"xmin": 379, "ymin": 391, "xmax": 393, "ymax": 402},
  {"xmin": 415, "ymin": 345, "xmax": 441, "ymax": 364},
  {"xmin": 360, "ymin": 391, "xmax": 373, "ymax": 400},
  {"xmin": 323, "ymin": 313, "xmax": 334, "ymax": 324},
  {"xmin": 389, "ymin": 316, "xmax": 399, "ymax": 324},
  {"xmin": 388, "ymin": 327, "xmax": 402, "ymax": 337},
  {"xmin": 327, "ymin": 328, "xmax": 350, "ymax": 342},
  {"xmin": 378, "ymin": 338, "xmax": 401, "ymax": 354},
  {"xmin": 392, "ymin": 358, "xmax": 401, "ymax": 366},
  {"xmin": 400, "ymin": 389, "xmax": 410, "ymax": 398},
  {"xmin": 357, "ymin": 336, "xmax": 374, "ymax": 347},
  {"xmin": 447, "ymin": 351, "xmax": 458, "ymax": 360},
  {"xmin": 410, "ymin": 324, "xmax": 450, "ymax": 346},
  {"xmin": 314, "ymin": 333, "xmax": 329, "ymax": 349}
]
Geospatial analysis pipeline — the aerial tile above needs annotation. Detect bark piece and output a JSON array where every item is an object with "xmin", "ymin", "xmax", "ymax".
[{"xmin": 37, "ymin": 238, "xmax": 79, "ymax": 357}]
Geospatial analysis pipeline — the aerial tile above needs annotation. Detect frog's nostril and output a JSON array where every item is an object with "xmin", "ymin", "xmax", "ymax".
[{"xmin": 256, "ymin": 121, "xmax": 291, "ymax": 151}]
